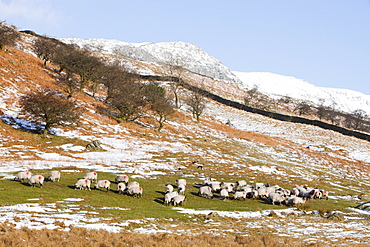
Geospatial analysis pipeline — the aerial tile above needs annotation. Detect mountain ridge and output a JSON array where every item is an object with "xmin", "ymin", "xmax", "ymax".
[{"xmin": 60, "ymin": 37, "xmax": 370, "ymax": 116}]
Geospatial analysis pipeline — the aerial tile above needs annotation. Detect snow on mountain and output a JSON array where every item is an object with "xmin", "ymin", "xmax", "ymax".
[
  {"xmin": 233, "ymin": 71, "xmax": 370, "ymax": 115},
  {"xmin": 59, "ymin": 38, "xmax": 242, "ymax": 85},
  {"xmin": 59, "ymin": 38, "xmax": 370, "ymax": 116}
]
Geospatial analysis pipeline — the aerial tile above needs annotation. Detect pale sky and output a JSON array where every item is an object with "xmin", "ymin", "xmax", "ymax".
[{"xmin": 1, "ymin": 0, "xmax": 370, "ymax": 95}]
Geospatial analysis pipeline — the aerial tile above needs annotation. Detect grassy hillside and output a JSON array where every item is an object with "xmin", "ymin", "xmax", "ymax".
[{"xmin": 1, "ymin": 31, "xmax": 370, "ymax": 246}]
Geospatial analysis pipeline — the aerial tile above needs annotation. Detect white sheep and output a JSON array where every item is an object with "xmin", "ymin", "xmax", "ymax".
[
  {"xmin": 246, "ymin": 190, "xmax": 258, "ymax": 199},
  {"xmin": 268, "ymin": 192, "xmax": 285, "ymax": 205},
  {"xmin": 75, "ymin": 179, "xmax": 91, "ymax": 190},
  {"xmin": 209, "ymin": 182, "xmax": 222, "ymax": 192},
  {"xmin": 48, "ymin": 171, "xmax": 60, "ymax": 182},
  {"xmin": 312, "ymin": 189, "xmax": 322, "ymax": 199},
  {"xmin": 176, "ymin": 179, "xmax": 187, "ymax": 187},
  {"xmin": 95, "ymin": 180, "xmax": 110, "ymax": 192},
  {"xmin": 292, "ymin": 197, "xmax": 307, "ymax": 207},
  {"xmin": 240, "ymin": 185, "xmax": 253, "ymax": 193},
  {"xmin": 127, "ymin": 186, "xmax": 143, "ymax": 198},
  {"xmin": 178, "ymin": 184, "xmax": 186, "ymax": 194},
  {"xmin": 198, "ymin": 186, "xmax": 213, "ymax": 199},
  {"xmin": 285, "ymin": 196, "xmax": 296, "ymax": 206},
  {"xmin": 202, "ymin": 177, "xmax": 212, "ymax": 185},
  {"xmin": 234, "ymin": 191, "xmax": 247, "ymax": 200},
  {"xmin": 28, "ymin": 175, "xmax": 44, "ymax": 188},
  {"xmin": 115, "ymin": 175, "xmax": 129, "ymax": 184},
  {"xmin": 236, "ymin": 180, "xmax": 247, "ymax": 189},
  {"xmin": 220, "ymin": 188, "xmax": 229, "ymax": 200},
  {"xmin": 127, "ymin": 181, "xmax": 140, "ymax": 190},
  {"xmin": 14, "ymin": 171, "xmax": 32, "ymax": 182},
  {"xmin": 172, "ymin": 195, "xmax": 186, "ymax": 206},
  {"xmin": 164, "ymin": 191, "xmax": 178, "ymax": 205},
  {"xmin": 320, "ymin": 189, "xmax": 329, "ymax": 200},
  {"xmin": 291, "ymin": 187, "xmax": 300, "ymax": 197},
  {"xmin": 117, "ymin": 182, "xmax": 126, "ymax": 194},
  {"xmin": 257, "ymin": 188, "xmax": 269, "ymax": 198},
  {"xmin": 83, "ymin": 172, "xmax": 98, "ymax": 182},
  {"xmin": 255, "ymin": 182, "xmax": 268, "ymax": 190},
  {"xmin": 221, "ymin": 182, "xmax": 236, "ymax": 192},
  {"xmin": 165, "ymin": 184, "xmax": 174, "ymax": 193}
]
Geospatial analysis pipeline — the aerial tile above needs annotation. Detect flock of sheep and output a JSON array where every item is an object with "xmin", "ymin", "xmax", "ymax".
[
  {"xmin": 13, "ymin": 171, "xmax": 143, "ymax": 198},
  {"xmin": 13, "ymin": 171, "xmax": 329, "ymax": 208},
  {"xmin": 164, "ymin": 177, "xmax": 329, "ymax": 207}
]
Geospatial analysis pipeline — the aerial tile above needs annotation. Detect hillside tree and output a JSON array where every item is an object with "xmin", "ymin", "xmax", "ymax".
[
  {"xmin": 0, "ymin": 22, "xmax": 20, "ymax": 50},
  {"xmin": 144, "ymin": 83, "xmax": 174, "ymax": 131},
  {"xmin": 19, "ymin": 88, "xmax": 84, "ymax": 135},
  {"xmin": 107, "ymin": 80, "xmax": 146, "ymax": 121},
  {"xmin": 32, "ymin": 36, "xmax": 57, "ymax": 66},
  {"xmin": 166, "ymin": 54, "xmax": 187, "ymax": 108},
  {"xmin": 185, "ymin": 88, "xmax": 207, "ymax": 122}
]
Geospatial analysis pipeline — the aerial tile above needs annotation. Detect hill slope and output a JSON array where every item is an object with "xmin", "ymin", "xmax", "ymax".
[
  {"xmin": 234, "ymin": 71, "xmax": 370, "ymax": 115},
  {"xmin": 0, "ymin": 31, "xmax": 370, "ymax": 245}
]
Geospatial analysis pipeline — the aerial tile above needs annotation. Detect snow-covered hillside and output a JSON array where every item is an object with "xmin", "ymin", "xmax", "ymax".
[
  {"xmin": 59, "ymin": 38, "xmax": 370, "ymax": 116},
  {"xmin": 59, "ymin": 38, "xmax": 242, "ymax": 85},
  {"xmin": 233, "ymin": 71, "xmax": 370, "ymax": 115}
]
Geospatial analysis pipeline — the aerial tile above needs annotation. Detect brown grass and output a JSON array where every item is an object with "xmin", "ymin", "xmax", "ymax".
[{"xmin": 0, "ymin": 223, "xmax": 324, "ymax": 247}]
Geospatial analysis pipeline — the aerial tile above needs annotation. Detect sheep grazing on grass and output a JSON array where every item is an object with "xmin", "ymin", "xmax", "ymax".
[
  {"xmin": 221, "ymin": 182, "xmax": 236, "ymax": 192},
  {"xmin": 257, "ymin": 188, "xmax": 269, "ymax": 199},
  {"xmin": 240, "ymin": 185, "xmax": 253, "ymax": 193},
  {"xmin": 286, "ymin": 196, "xmax": 306, "ymax": 207},
  {"xmin": 177, "ymin": 184, "xmax": 186, "ymax": 194},
  {"xmin": 127, "ymin": 187, "xmax": 143, "ymax": 198},
  {"xmin": 47, "ymin": 171, "xmax": 60, "ymax": 182},
  {"xmin": 234, "ymin": 191, "xmax": 247, "ymax": 200},
  {"xmin": 311, "ymin": 189, "xmax": 322, "ymax": 199},
  {"xmin": 14, "ymin": 171, "xmax": 32, "ymax": 182},
  {"xmin": 75, "ymin": 179, "xmax": 91, "ymax": 190},
  {"xmin": 165, "ymin": 184, "xmax": 174, "ymax": 193},
  {"xmin": 320, "ymin": 189, "xmax": 329, "ymax": 200},
  {"xmin": 164, "ymin": 191, "xmax": 178, "ymax": 205},
  {"xmin": 246, "ymin": 190, "xmax": 258, "ymax": 199},
  {"xmin": 176, "ymin": 179, "xmax": 186, "ymax": 187},
  {"xmin": 172, "ymin": 195, "xmax": 186, "ymax": 206},
  {"xmin": 127, "ymin": 181, "xmax": 140, "ymax": 190},
  {"xmin": 220, "ymin": 188, "xmax": 229, "ymax": 200},
  {"xmin": 291, "ymin": 187, "xmax": 300, "ymax": 197},
  {"xmin": 209, "ymin": 182, "xmax": 222, "ymax": 193},
  {"xmin": 202, "ymin": 177, "xmax": 211, "ymax": 185},
  {"xmin": 292, "ymin": 197, "xmax": 307, "ymax": 207},
  {"xmin": 117, "ymin": 182, "xmax": 126, "ymax": 194},
  {"xmin": 95, "ymin": 180, "xmax": 110, "ymax": 192},
  {"xmin": 236, "ymin": 180, "xmax": 247, "ymax": 188},
  {"xmin": 198, "ymin": 186, "xmax": 213, "ymax": 199},
  {"xmin": 83, "ymin": 172, "xmax": 98, "ymax": 182},
  {"xmin": 115, "ymin": 175, "xmax": 129, "ymax": 184},
  {"xmin": 28, "ymin": 175, "xmax": 44, "ymax": 188},
  {"xmin": 268, "ymin": 192, "xmax": 286, "ymax": 205}
]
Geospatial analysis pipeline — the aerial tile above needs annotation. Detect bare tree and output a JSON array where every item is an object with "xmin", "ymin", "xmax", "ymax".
[
  {"xmin": 344, "ymin": 109, "xmax": 368, "ymax": 130},
  {"xmin": 166, "ymin": 55, "xmax": 187, "ymax": 108},
  {"xmin": 185, "ymin": 88, "xmax": 207, "ymax": 122},
  {"xmin": 0, "ymin": 22, "xmax": 20, "ymax": 50},
  {"xmin": 59, "ymin": 72, "xmax": 80, "ymax": 99},
  {"xmin": 19, "ymin": 88, "xmax": 84, "ymax": 135},
  {"xmin": 244, "ymin": 85, "xmax": 259, "ymax": 106},
  {"xmin": 107, "ymin": 80, "xmax": 145, "ymax": 121},
  {"xmin": 294, "ymin": 101, "xmax": 313, "ymax": 116},
  {"xmin": 144, "ymin": 83, "xmax": 174, "ymax": 131},
  {"xmin": 32, "ymin": 36, "xmax": 56, "ymax": 66}
]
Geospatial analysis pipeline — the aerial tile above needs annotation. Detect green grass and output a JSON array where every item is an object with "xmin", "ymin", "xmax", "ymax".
[{"xmin": 0, "ymin": 168, "xmax": 356, "ymax": 223}]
